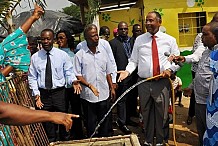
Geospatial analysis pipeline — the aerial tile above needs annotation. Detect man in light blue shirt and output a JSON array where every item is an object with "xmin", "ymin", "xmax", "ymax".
[
  {"xmin": 28, "ymin": 29, "xmax": 81, "ymax": 142},
  {"xmin": 73, "ymin": 24, "xmax": 116, "ymax": 137}
]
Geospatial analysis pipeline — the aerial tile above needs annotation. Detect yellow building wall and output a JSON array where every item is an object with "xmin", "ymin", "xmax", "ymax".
[
  {"xmin": 143, "ymin": 0, "xmax": 218, "ymax": 48},
  {"xmin": 99, "ymin": 7, "xmax": 142, "ymax": 40},
  {"xmin": 99, "ymin": 0, "xmax": 218, "ymax": 47}
]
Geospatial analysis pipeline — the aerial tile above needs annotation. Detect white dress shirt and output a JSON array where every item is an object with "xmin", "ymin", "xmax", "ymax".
[
  {"xmin": 185, "ymin": 33, "xmax": 206, "ymax": 73},
  {"xmin": 126, "ymin": 31, "xmax": 180, "ymax": 78},
  {"xmin": 28, "ymin": 47, "xmax": 77, "ymax": 96},
  {"xmin": 73, "ymin": 44, "xmax": 113, "ymax": 103},
  {"xmin": 76, "ymin": 39, "xmax": 117, "ymax": 83}
]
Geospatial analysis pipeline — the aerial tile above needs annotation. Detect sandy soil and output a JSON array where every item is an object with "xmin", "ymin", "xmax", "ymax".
[{"xmin": 113, "ymin": 96, "xmax": 199, "ymax": 146}]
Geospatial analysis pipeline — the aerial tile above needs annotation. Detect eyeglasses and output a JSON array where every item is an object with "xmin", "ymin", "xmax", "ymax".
[
  {"xmin": 57, "ymin": 36, "xmax": 66, "ymax": 40},
  {"xmin": 119, "ymin": 28, "xmax": 128, "ymax": 31}
]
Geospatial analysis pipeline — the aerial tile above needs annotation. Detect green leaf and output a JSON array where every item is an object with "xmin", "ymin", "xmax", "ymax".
[{"xmin": 130, "ymin": 19, "xmax": 135, "ymax": 26}]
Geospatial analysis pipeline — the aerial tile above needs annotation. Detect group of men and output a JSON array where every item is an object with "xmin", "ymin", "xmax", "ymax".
[
  {"xmin": 26, "ymin": 10, "xmax": 178, "ymax": 145},
  {"xmin": 25, "ymin": 10, "xmax": 218, "ymax": 146}
]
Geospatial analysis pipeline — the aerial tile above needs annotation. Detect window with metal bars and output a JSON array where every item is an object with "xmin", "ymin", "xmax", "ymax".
[{"xmin": 178, "ymin": 12, "xmax": 206, "ymax": 47}]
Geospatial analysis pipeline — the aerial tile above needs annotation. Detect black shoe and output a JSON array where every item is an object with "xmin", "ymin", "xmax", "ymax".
[
  {"xmin": 143, "ymin": 141, "xmax": 152, "ymax": 146},
  {"xmin": 120, "ymin": 125, "xmax": 132, "ymax": 134},
  {"xmin": 186, "ymin": 116, "xmax": 192, "ymax": 125},
  {"xmin": 116, "ymin": 121, "xmax": 132, "ymax": 134},
  {"xmin": 126, "ymin": 119, "xmax": 138, "ymax": 127}
]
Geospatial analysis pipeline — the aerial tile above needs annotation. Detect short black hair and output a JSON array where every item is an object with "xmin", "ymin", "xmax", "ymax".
[
  {"xmin": 56, "ymin": 30, "xmax": 75, "ymax": 48},
  {"xmin": 99, "ymin": 26, "xmax": 110, "ymax": 36},
  {"xmin": 209, "ymin": 22, "xmax": 218, "ymax": 43},
  {"xmin": 28, "ymin": 36, "xmax": 38, "ymax": 44},
  {"xmin": 41, "ymin": 29, "xmax": 54, "ymax": 37},
  {"xmin": 211, "ymin": 12, "xmax": 218, "ymax": 22},
  {"xmin": 132, "ymin": 24, "xmax": 141, "ymax": 30},
  {"xmin": 118, "ymin": 21, "xmax": 128, "ymax": 29}
]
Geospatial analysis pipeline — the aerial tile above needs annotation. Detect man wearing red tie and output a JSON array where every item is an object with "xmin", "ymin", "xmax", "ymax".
[{"xmin": 118, "ymin": 11, "xmax": 180, "ymax": 146}]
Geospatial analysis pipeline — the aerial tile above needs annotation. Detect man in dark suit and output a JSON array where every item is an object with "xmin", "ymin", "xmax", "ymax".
[{"xmin": 109, "ymin": 21, "xmax": 137, "ymax": 134}]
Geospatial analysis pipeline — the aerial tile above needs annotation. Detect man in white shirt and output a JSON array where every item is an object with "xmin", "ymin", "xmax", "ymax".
[
  {"xmin": 118, "ymin": 11, "xmax": 180, "ymax": 146},
  {"xmin": 73, "ymin": 24, "xmax": 116, "ymax": 137}
]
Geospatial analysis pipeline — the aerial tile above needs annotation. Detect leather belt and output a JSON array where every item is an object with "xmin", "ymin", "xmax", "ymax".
[{"xmin": 39, "ymin": 86, "xmax": 65, "ymax": 93}]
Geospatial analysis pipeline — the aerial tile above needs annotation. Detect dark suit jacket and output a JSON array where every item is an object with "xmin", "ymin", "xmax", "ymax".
[{"xmin": 109, "ymin": 37, "xmax": 137, "ymax": 85}]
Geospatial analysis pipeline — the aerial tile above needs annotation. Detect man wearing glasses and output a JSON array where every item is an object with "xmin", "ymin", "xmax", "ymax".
[{"xmin": 109, "ymin": 21, "xmax": 137, "ymax": 134}]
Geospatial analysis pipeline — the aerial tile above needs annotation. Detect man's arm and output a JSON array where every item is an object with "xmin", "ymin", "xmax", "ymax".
[
  {"xmin": 185, "ymin": 46, "xmax": 205, "ymax": 63},
  {"xmin": 76, "ymin": 76, "xmax": 99, "ymax": 97},
  {"xmin": 0, "ymin": 101, "xmax": 79, "ymax": 131},
  {"xmin": 28, "ymin": 56, "xmax": 40, "ymax": 96},
  {"xmin": 21, "ymin": 4, "xmax": 44, "ymax": 33},
  {"xmin": 73, "ymin": 54, "xmax": 99, "ymax": 96},
  {"xmin": 174, "ymin": 33, "xmax": 205, "ymax": 64},
  {"xmin": 102, "ymin": 40, "xmax": 117, "ymax": 83},
  {"xmin": 106, "ymin": 74, "xmax": 116, "ymax": 102},
  {"xmin": 168, "ymin": 37, "xmax": 180, "ymax": 72}
]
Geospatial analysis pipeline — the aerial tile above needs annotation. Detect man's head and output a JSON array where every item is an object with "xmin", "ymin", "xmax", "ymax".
[
  {"xmin": 132, "ymin": 24, "xmax": 142, "ymax": 38},
  {"xmin": 99, "ymin": 26, "xmax": 110, "ymax": 41},
  {"xmin": 202, "ymin": 22, "xmax": 218, "ymax": 49},
  {"xmin": 211, "ymin": 13, "xmax": 218, "ymax": 22},
  {"xmin": 145, "ymin": 11, "xmax": 162, "ymax": 35},
  {"xmin": 84, "ymin": 24, "xmax": 99, "ymax": 48},
  {"xmin": 40, "ymin": 29, "xmax": 54, "ymax": 51},
  {"xmin": 28, "ymin": 36, "xmax": 38, "ymax": 55},
  {"xmin": 170, "ymin": 73, "xmax": 176, "ymax": 80},
  {"xmin": 118, "ymin": 21, "xmax": 128, "ymax": 37},
  {"xmin": 210, "ymin": 22, "xmax": 218, "ymax": 44}
]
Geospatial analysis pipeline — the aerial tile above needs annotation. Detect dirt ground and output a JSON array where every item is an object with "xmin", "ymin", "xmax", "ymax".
[{"xmin": 113, "ymin": 96, "xmax": 199, "ymax": 146}]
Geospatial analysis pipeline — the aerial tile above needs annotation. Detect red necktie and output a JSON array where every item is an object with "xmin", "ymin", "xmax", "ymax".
[{"xmin": 151, "ymin": 36, "xmax": 160, "ymax": 76}]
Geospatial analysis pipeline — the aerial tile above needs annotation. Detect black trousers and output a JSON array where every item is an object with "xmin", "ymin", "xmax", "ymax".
[
  {"xmin": 116, "ymin": 83, "xmax": 128, "ymax": 125},
  {"xmin": 117, "ymin": 72, "xmax": 138, "ymax": 125},
  {"xmin": 38, "ymin": 87, "xmax": 69, "ymax": 142},
  {"xmin": 126, "ymin": 72, "xmax": 138, "ymax": 120},
  {"xmin": 65, "ymin": 88, "xmax": 83, "ymax": 140},
  {"xmin": 81, "ymin": 98, "xmax": 110, "ymax": 137},
  {"xmin": 195, "ymin": 103, "xmax": 206, "ymax": 146},
  {"xmin": 188, "ymin": 71, "xmax": 196, "ymax": 117}
]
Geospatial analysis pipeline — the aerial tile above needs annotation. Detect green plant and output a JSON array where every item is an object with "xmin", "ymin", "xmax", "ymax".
[
  {"xmin": 153, "ymin": 8, "xmax": 164, "ymax": 16},
  {"xmin": 86, "ymin": 0, "xmax": 100, "ymax": 24},
  {"xmin": 195, "ymin": 0, "xmax": 205, "ymax": 11}
]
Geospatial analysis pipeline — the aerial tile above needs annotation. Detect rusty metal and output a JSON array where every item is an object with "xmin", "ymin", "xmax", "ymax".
[{"xmin": 0, "ymin": 73, "xmax": 49, "ymax": 146}]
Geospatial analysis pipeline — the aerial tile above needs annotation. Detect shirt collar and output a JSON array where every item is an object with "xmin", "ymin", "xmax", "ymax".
[
  {"xmin": 42, "ymin": 47, "xmax": 55, "ymax": 56},
  {"xmin": 213, "ymin": 44, "xmax": 218, "ymax": 51},
  {"xmin": 84, "ymin": 41, "xmax": 100, "ymax": 54},
  {"xmin": 148, "ymin": 30, "xmax": 162, "ymax": 38}
]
